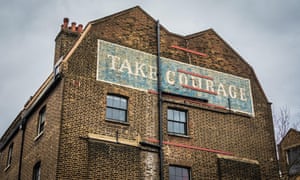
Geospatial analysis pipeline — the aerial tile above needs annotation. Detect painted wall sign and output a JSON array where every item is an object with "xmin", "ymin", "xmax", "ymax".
[{"xmin": 97, "ymin": 40, "xmax": 254, "ymax": 116}]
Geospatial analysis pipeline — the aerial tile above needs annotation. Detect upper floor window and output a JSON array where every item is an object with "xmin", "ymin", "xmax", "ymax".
[
  {"xmin": 6, "ymin": 143, "xmax": 13, "ymax": 168},
  {"xmin": 167, "ymin": 108, "xmax": 187, "ymax": 135},
  {"xmin": 106, "ymin": 95, "xmax": 128, "ymax": 122},
  {"xmin": 169, "ymin": 165, "xmax": 190, "ymax": 180},
  {"xmin": 32, "ymin": 161, "xmax": 41, "ymax": 180},
  {"xmin": 37, "ymin": 106, "xmax": 46, "ymax": 135}
]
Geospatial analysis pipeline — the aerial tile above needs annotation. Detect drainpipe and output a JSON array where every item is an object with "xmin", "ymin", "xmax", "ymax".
[
  {"xmin": 156, "ymin": 20, "xmax": 164, "ymax": 180},
  {"xmin": 18, "ymin": 119, "xmax": 26, "ymax": 180}
]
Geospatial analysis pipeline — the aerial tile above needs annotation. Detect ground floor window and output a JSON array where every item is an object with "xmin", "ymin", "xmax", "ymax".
[{"xmin": 169, "ymin": 165, "xmax": 190, "ymax": 180}]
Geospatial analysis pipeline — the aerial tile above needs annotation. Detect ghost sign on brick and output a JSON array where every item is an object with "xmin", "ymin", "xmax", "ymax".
[{"xmin": 97, "ymin": 40, "xmax": 254, "ymax": 116}]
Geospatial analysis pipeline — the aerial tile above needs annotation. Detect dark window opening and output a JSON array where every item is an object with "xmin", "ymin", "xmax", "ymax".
[
  {"xmin": 287, "ymin": 146, "xmax": 300, "ymax": 175},
  {"xmin": 32, "ymin": 161, "xmax": 41, "ymax": 180},
  {"xmin": 6, "ymin": 143, "xmax": 13, "ymax": 167},
  {"xmin": 38, "ymin": 106, "xmax": 46, "ymax": 135}
]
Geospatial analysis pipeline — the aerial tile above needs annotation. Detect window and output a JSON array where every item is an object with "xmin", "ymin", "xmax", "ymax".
[
  {"xmin": 106, "ymin": 95, "xmax": 128, "ymax": 122},
  {"xmin": 169, "ymin": 166, "xmax": 190, "ymax": 180},
  {"xmin": 6, "ymin": 143, "xmax": 13, "ymax": 168},
  {"xmin": 32, "ymin": 161, "xmax": 41, "ymax": 180},
  {"xmin": 287, "ymin": 146, "xmax": 300, "ymax": 165},
  {"xmin": 167, "ymin": 108, "xmax": 187, "ymax": 135},
  {"xmin": 286, "ymin": 146, "xmax": 300, "ymax": 175},
  {"xmin": 37, "ymin": 106, "xmax": 46, "ymax": 135}
]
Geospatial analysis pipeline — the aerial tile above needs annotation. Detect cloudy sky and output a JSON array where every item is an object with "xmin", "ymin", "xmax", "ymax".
[{"xmin": 1, "ymin": 0, "xmax": 299, "ymax": 136}]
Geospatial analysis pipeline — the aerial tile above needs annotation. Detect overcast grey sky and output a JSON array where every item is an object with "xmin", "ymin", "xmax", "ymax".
[{"xmin": 1, "ymin": 0, "xmax": 300, "ymax": 136}]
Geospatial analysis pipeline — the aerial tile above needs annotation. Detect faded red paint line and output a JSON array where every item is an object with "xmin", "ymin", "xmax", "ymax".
[
  {"xmin": 177, "ymin": 69, "xmax": 213, "ymax": 80},
  {"xmin": 146, "ymin": 138, "xmax": 234, "ymax": 156},
  {"xmin": 181, "ymin": 84, "xmax": 218, "ymax": 95},
  {"xmin": 171, "ymin": 45, "xmax": 208, "ymax": 57}
]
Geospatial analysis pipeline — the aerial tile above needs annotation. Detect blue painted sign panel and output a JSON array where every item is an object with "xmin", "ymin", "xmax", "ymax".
[{"xmin": 97, "ymin": 40, "xmax": 254, "ymax": 116}]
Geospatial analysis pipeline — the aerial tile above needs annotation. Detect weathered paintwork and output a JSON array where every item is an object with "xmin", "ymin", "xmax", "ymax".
[{"xmin": 97, "ymin": 40, "xmax": 254, "ymax": 116}]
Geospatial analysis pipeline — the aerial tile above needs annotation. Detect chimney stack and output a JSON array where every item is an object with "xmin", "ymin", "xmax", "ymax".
[
  {"xmin": 55, "ymin": 18, "xmax": 83, "ymax": 65},
  {"xmin": 60, "ymin": 18, "xmax": 83, "ymax": 33}
]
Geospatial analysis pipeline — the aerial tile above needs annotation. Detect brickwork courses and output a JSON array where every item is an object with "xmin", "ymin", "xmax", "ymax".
[
  {"xmin": 0, "ymin": 6, "xmax": 279, "ymax": 179},
  {"xmin": 55, "ymin": 6, "xmax": 278, "ymax": 179}
]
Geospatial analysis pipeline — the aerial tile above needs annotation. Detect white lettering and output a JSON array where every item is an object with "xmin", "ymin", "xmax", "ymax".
[
  {"xmin": 217, "ymin": 83, "xmax": 227, "ymax": 97},
  {"xmin": 206, "ymin": 80, "xmax": 215, "ymax": 92},
  {"xmin": 148, "ymin": 66, "xmax": 157, "ymax": 80},
  {"xmin": 135, "ymin": 62, "xmax": 146, "ymax": 77},
  {"xmin": 106, "ymin": 53, "xmax": 249, "ymax": 102},
  {"xmin": 166, "ymin": 70, "xmax": 175, "ymax": 85},
  {"xmin": 107, "ymin": 54, "xmax": 120, "ymax": 70},
  {"xmin": 229, "ymin": 85, "xmax": 237, "ymax": 98},
  {"xmin": 179, "ymin": 73, "xmax": 188, "ymax": 85},
  {"xmin": 240, "ymin": 88, "xmax": 247, "ymax": 101},
  {"xmin": 191, "ymin": 76, "xmax": 202, "ymax": 89},
  {"xmin": 119, "ymin": 59, "xmax": 133, "ymax": 74}
]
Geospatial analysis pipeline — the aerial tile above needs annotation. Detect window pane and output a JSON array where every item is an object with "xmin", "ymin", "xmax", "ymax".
[
  {"xmin": 182, "ymin": 168, "xmax": 188, "ymax": 176},
  {"xmin": 107, "ymin": 95, "xmax": 113, "ymax": 106},
  {"xmin": 120, "ymin": 98, "xmax": 127, "ymax": 109},
  {"xmin": 112, "ymin": 96, "xmax": 120, "ymax": 108},
  {"xmin": 169, "ymin": 166, "xmax": 190, "ymax": 180},
  {"xmin": 179, "ymin": 111, "xmax": 186, "ymax": 122},
  {"xmin": 175, "ymin": 166, "xmax": 182, "ymax": 176},
  {"xmin": 173, "ymin": 110, "xmax": 179, "ymax": 121},
  {"xmin": 39, "ymin": 123, "xmax": 44, "ymax": 133},
  {"xmin": 179, "ymin": 124, "xmax": 184, "ymax": 134},
  {"xmin": 169, "ymin": 166, "xmax": 176, "ymax": 175},
  {"xmin": 168, "ymin": 121, "xmax": 174, "ymax": 133},
  {"xmin": 119, "ymin": 110, "xmax": 125, "ymax": 121},
  {"xmin": 168, "ymin": 109, "xmax": 173, "ymax": 120},
  {"xmin": 174, "ymin": 122, "xmax": 180, "ymax": 133},
  {"xmin": 169, "ymin": 175, "xmax": 176, "ymax": 180},
  {"xmin": 106, "ymin": 108, "xmax": 113, "ymax": 119},
  {"xmin": 112, "ymin": 109, "xmax": 119, "ymax": 120}
]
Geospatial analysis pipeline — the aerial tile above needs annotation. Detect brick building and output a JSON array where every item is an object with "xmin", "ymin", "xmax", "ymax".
[
  {"xmin": 278, "ymin": 129, "xmax": 300, "ymax": 179},
  {"xmin": 0, "ymin": 6, "xmax": 279, "ymax": 179}
]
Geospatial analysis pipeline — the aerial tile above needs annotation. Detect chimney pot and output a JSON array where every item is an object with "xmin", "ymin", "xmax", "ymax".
[
  {"xmin": 71, "ymin": 22, "xmax": 76, "ymax": 32},
  {"xmin": 63, "ymin": 17, "xmax": 69, "ymax": 29},
  {"xmin": 77, "ymin": 24, "xmax": 83, "ymax": 33}
]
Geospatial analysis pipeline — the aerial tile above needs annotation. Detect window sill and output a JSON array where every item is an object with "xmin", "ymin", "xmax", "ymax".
[
  {"xmin": 168, "ymin": 133, "xmax": 191, "ymax": 139},
  {"xmin": 4, "ymin": 164, "xmax": 10, "ymax": 172},
  {"xmin": 34, "ymin": 131, "xmax": 44, "ymax": 141},
  {"xmin": 105, "ymin": 119, "xmax": 130, "ymax": 126}
]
